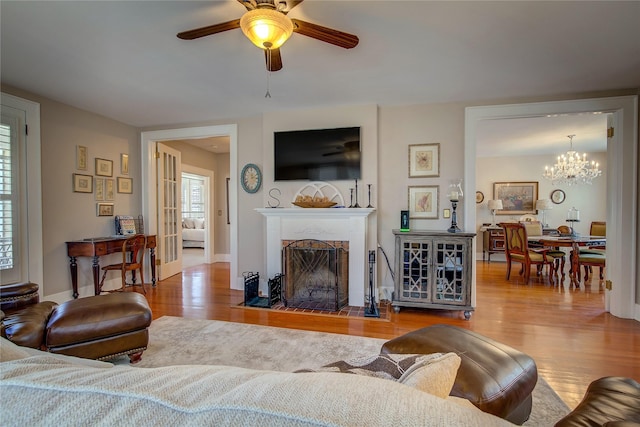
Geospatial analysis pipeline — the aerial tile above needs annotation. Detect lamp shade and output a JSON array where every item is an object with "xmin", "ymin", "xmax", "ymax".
[
  {"xmin": 535, "ymin": 199, "xmax": 553, "ymax": 210},
  {"xmin": 240, "ymin": 8, "xmax": 293, "ymax": 50},
  {"xmin": 488, "ymin": 199, "xmax": 503, "ymax": 210}
]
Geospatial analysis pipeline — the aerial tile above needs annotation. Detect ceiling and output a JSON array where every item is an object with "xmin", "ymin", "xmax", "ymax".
[{"xmin": 2, "ymin": 1, "xmax": 639, "ymax": 155}]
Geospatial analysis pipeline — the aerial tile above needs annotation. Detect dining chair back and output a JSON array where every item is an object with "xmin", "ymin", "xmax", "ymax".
[
  {"xmin": 98, "ymin": 234, "xmax": 147, "ymax": 294},
  {"xmin": 501, "ymin": 222, "xmax": 555, "ymax": 284}
]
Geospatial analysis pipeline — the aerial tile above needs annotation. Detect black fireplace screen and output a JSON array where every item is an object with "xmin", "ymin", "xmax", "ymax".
[{"xmin": 282, "ymin": 239, "xmax": 348, "ymax": 311}]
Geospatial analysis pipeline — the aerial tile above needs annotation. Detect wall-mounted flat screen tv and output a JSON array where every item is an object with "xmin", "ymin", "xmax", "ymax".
[{"xmin": 274, "ymin": 126, "xmax": 361, "ymax": 181}]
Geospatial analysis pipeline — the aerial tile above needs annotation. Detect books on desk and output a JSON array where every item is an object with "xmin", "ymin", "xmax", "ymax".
[{"xmin": 115, "ymin": 215, "xmax": 136, "ymax": 235}]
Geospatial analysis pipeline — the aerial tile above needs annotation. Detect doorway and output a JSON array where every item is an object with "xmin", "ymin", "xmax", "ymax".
[
  {"xmin": 141, "ymin": 124, "xmax": 238, "ymax": 288},
  {"xmin": 464, "ymin": 96, "xmax": 638, "ymax": 320}
]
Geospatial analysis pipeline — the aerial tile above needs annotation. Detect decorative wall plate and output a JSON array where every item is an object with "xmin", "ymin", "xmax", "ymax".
[
  {"xmin": 551, "ymin": 189, "xmax": 566, "ymax": 204},
  {"xmin": 475, "ymin": 191, "xmax": 484, "ymax": 204},
  {"xmin": 241, "ymin": 163, "xmax": 262, "ymax": 193}
]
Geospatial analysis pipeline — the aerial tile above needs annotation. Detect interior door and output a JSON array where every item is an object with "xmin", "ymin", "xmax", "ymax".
[{"xmin": 157, "ymin": 143, "xmax": 182, "ymax": 280}]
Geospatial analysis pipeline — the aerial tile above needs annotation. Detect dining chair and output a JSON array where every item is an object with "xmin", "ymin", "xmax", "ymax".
[
  {"xmin": 501, "ymin": 223, "xmax": 555, "ymax": 284},
  {"xmin": 98, "ymin": 234, "xmax": 147, "ymax": 294},
  {"xmin": 577, "ymin": 221, "xmax": 606, "ymax": 280},
  {"xmin": 523, "ymin": 221, "xmax": 566, "ymax": 279}
]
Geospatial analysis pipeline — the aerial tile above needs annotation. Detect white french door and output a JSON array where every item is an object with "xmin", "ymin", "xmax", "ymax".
[{"xmin": 157, "ymin": 143, "xmax": 182, "ymax": 280}]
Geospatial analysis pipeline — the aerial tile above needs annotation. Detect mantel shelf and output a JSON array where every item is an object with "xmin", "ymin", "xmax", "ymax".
[{"xmin": 256, "ymin": 208, "xmax": 375, "ymax": 218}]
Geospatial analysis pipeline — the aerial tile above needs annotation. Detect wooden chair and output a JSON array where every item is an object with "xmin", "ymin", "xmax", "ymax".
[
  {"xmin": 501, "ymin": 223, "xmax": 555, "ymax": 284},
  {"xmin": 523, "ymin": 221, "xmax": 566, "ymax": 279},
  {"xmin": 578, "ymin": 221, "xmax": 606, "ymax": 280},
  {"xmin": 98, "ymin": 234, "xmax": 147, "ymax": 294}
]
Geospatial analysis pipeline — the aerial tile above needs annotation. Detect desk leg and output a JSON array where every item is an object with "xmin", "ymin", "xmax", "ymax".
[
  {"xmin": 150, "ymin": 247, "xmax": 156, "ymax": 286},
  {"xmin": 69, "ymin": 256, "xmax": 79, "ymax": 299},
  {"xmin": 92, "ymin": 256, "xmax": 101, "ymax": 295}
]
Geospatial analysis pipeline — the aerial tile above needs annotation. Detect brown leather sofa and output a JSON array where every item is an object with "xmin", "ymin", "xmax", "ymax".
[
  {"xmin": 382, "ymin": 324, "xmax": 537, "ymax": 425},
  {"xmin": 554, "ymin": 376, "xmax": 640, "ymax": 427},
  {"xmin": 1, "ymin": 282, "xmax": 152, "ymax": 362}
]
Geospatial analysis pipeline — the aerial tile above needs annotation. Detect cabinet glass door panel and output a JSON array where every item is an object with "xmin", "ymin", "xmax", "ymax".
[
  {"xmin": 434, "ymin": 241, "xmax": 466, "ymax": 304},
  {"xmin": 400, "ymin": 240, "xmax": 431, "ymax": 302}
]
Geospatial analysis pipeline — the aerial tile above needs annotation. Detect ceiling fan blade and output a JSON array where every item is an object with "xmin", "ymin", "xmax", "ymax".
[
  {"xmin": 291, "ymin": 19, "xmax": 359, "ymax": 49},
  {"xmin": 177, "ymin": 19, "xmax": 241, "ymax": 40},
  {"xmin": 265, "ymin": 48, "xmax": 283, "ymax": 72}
]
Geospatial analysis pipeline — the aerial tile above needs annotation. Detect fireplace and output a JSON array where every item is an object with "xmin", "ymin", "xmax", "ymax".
[
  {"xmin": 282, "ymin": 239, "xmax": 348, "ymax": 311},
  {"xmin": 256, "ymin": 207, "xmax": 375, "ymax": 307}
]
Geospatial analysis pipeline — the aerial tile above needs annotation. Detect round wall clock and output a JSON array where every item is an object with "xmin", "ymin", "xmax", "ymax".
[
  {"xmin": 551, "ymin": 189, "xmax": 566, "ymax": 204},
  {"xmin": 241, "ymin": 163, "xmax": 262, "ymax": 194},
  {"xmin": 475, "ymin": 191, "xmax": 484, "ymax": 204}
]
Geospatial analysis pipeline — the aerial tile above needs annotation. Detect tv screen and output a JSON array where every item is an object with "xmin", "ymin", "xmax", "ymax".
[{"xmin": 274, "ymin": 126, "xmax": 361, "ymax": 181}]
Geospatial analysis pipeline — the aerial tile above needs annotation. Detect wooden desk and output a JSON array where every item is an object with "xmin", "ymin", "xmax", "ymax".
[
  {"xmin": 536, "ymin": 236, "xmax": 606, "ymax": 283},
  {"xmin": 66, "ymin": 235, "xmax": 156, "ymax": 298}
]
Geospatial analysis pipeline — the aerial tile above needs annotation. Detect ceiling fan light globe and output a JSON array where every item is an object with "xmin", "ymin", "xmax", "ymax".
[{"xmin": 240, "ymin": 9, "xmax": 293, "ymax": 50}]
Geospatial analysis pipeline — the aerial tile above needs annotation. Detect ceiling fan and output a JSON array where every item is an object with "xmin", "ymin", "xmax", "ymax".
[{"xmin": 177, "ymin": 0, "xmax": 359, "ymax": 72}]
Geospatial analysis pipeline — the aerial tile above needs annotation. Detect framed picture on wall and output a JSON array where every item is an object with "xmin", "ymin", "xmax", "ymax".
[
  {"xmin": 96, "ymin": 203, "xmax": 114, "ymax": 216},
  {"xmin": 72, "ymin": 173, "xmax": 93, "ymax": 193},
  {"xmin": 76, "ymin": 145, "xmax": 88, "ymax": 171},
  {"xmin": 121, "ymin": 153, "xmax": 129, "ymax": 175},
  {"xmin": 408, "ymin": 143, "xmax": 440, "ymax": 178},
  {"xmin": 105, "ymin": 179, "xmax": 115, "ymax": 201},
  {"xmin": 117, "ymin": 177, "xmax": 133, "ymax": 194},
  {"xmin": 493, "ymin": 181, "xmax": 538, "ymax": 215},
  {"xmin": 95, "ymin": 178, "xmax": 105, "ymax": 201},
  {"xmin": 95, "ymin": 158, "xmax": 113, "ymax": 177},
  {"xmin": 408, "ymin": 185, "xmax": 439, "ymax": 219}
]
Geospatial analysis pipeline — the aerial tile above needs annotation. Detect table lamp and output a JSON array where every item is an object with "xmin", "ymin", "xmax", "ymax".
[
  {"xmin": 535, "ymin": 199, "xmax": 553, "ymax": 228},
  {"xmin": 488, "ymin": 199, "xmax": 503, "ymax": 227}
]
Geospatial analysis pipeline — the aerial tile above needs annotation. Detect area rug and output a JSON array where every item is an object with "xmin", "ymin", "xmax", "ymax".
[{"xmin": 131, "ymin": 316, "xmax": 570, "ymax": 426}]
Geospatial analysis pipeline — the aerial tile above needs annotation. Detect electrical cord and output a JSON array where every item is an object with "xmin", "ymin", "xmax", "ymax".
[{"xmin": 377, "ymin": 244, "xmax": 395, "ymax": 282}]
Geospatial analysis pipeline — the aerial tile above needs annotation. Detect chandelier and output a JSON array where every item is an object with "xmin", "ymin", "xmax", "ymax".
[{"xmin": 543, "ymin": 134, "xmax": 602, "ymax": 186}]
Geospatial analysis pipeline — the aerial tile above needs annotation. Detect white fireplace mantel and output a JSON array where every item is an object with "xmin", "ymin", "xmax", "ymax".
[{"xmin": 256, "ymin": 208, "xmax": 375, "ymax": 307}]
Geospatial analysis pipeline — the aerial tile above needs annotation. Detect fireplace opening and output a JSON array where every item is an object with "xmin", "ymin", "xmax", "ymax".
[{"xmin": 282, "ymin": 239, "xmax": 348, "ymax": 311}]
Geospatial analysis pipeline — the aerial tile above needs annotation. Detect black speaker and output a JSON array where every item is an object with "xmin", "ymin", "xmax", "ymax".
[{"xmin": 400, "ymin": 210, "xmax": 410, "ymax": 232}]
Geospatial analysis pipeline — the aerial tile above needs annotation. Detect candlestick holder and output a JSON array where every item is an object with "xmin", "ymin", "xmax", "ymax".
[
  {"xmin": 349, "ymin": 188, "xmax": 354, "ymax": 208},
  {"xmin": 353, "ymin": 179, "xmax": 360, "ymax": 208},
  {"xmin": 447, "ymin": 200, "xmax": 461, "ymax": 233},
  {"xmin": 447, "ymin": 180, "xmax": 463, "ymax": 233},
  {"xmin": 366, "ymin": 184, "xmax": 373, "ymax": 208}
]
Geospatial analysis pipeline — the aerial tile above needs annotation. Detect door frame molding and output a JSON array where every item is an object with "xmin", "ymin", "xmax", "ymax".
[
  {"xmin": 465, "ymin": 95, "xmax": 638, "ymax": 320},
  {"xmin": 141, "ymin": 124, "xmax": 238, "ymax": 286}
]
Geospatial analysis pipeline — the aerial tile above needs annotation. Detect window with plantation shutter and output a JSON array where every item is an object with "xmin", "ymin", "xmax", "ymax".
[{"xmin": 0, "ymin": 115, "xmax": 19, "ymax": 281}]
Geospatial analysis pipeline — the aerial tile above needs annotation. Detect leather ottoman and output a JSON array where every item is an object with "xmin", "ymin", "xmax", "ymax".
[
  {"xmin": 381, "ymin": 324, "xmax": 537, "ymax": 425},
  {"xmin": 46, "ymin": 292, "xmax": 152, "ymax": 362}
]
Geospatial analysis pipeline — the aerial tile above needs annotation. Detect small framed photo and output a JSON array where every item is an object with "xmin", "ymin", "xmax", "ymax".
[
  {"xmin": 409, "ymin": 143, "xmax": 440, "ymax": 178},
  {"xmin": 76, "ymin": 145, "xmax": 88, "ymax": 171},
  {"xmin": 72, "ymin": 173, "xmax": 93, "ymax": 193},
  {"xmin": 95, "ymin": 158, "xmax": 113, "ymax": 177},
  {"xmin": 95, "ymin": 178, "xmax": 105, "ymax": 201},
  {"xmin": 408, "ymin": 185, "xmax": 439, "ymax": 219},
  {"xmin": 96, "ymin": 203, "xmax": 114, "ymax": 217},
  {"xmin": 105, "ymin": 179, "xmax": 115, "ymax": 201},
  {"xmin": 117, "ymin": 177, "xmax": 133, "ymax": 194},
  {"xmin": 121, "ymin": 153, "xmax": 129, "ymax": 175},
  {"xmin": 493, "ymin": 181, "xmax": 539, "ymax": 215}
]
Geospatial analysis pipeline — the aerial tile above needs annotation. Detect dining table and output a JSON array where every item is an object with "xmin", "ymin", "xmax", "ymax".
[{"xmin": 533, "ymin": 235, "xmax": 606, "ymax": 284}]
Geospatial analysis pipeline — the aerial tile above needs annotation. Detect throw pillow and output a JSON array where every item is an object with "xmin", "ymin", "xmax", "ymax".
[
  {"xmin": 193, "ymin": 218, "xmax": 205, "ymax": 229},
  {"xmin": 295, "ymin": 352, "xmax": 461, "ymax": 399},
  {"xmin": 183, "ymin": 218, "xmax": 195, "ymax": 229}
]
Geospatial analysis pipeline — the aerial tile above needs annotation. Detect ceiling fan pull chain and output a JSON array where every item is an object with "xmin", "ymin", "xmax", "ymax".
[{"xmin": 265, "ymin": 49, "xmax": 272, "ymax": 98}]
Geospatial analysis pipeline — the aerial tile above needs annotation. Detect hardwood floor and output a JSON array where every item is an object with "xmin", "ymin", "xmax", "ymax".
[{"xmin": 142, "ymin": 260, "xmax": 640, "ymax": 409}]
